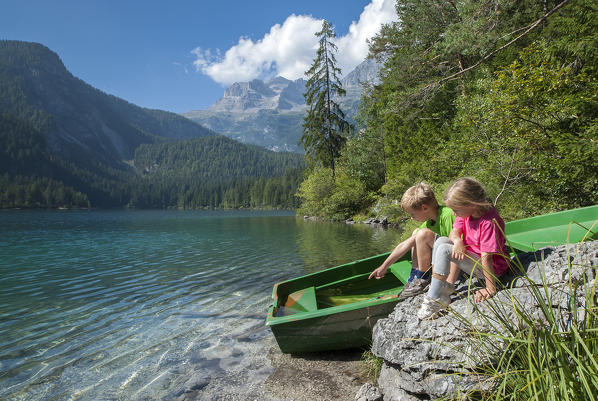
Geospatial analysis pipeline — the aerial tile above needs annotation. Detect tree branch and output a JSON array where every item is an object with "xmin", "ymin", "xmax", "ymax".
[
  {"xmin": 494, "ymin": 148, "xmax": 517, "ymax": 206},
  {"xmin": 438, "ymin": 0, "xmax": 571, "ymax": 84}
]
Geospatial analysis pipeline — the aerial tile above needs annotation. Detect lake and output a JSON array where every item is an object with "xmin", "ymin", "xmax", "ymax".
[{"xmin": 0, "ymin": 210, "xmax": 402, "ymax": 400}]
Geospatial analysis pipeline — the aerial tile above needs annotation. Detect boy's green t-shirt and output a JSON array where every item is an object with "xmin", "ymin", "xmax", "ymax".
[{"xmin": 419, "ymin": 205, "xmax": 455, "ymax": 236}]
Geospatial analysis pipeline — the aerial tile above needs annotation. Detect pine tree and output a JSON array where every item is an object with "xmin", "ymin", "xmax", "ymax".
[{"xmin": 301, "ymin": 20, "xmax": 352, "ymax": 179}]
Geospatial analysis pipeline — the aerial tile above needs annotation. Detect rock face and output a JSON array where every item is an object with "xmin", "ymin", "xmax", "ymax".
[
  {"xmin": 182, "ymin": 59, "xmax": 382, "ymax": 152},
  {"xmin": 208, "ymin": 77, "xmax": 307, "ymax": 114},
  {"xmin": 371, "ymin": 241, "xmax": 598, "ymax": 400}
]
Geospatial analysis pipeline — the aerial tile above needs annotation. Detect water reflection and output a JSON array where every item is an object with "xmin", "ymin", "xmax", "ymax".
[
  {"xmin": 294, "ymin": 218, "xmax": 403, "ymax": 274},
  {"xmin": 0, "ymin": 211, "xmax": 405, "ymax": 400}
]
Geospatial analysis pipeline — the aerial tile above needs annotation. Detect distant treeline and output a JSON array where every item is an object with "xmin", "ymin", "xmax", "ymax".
[
  {"xmin": 127, "ymin": 169, "xmax": 302, "ymax": 210},
  {"xmin": 0, "ymin": 174, "xmax": 90, "ymax": 209},
  {"xmin": 0, "ymin": 112, "xmax": 304, "ymax": 209}
]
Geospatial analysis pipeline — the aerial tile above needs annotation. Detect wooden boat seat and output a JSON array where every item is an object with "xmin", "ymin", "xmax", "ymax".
[{"xmin": 283, "ymin": 286, "xmax": 318, "ymax": 313}]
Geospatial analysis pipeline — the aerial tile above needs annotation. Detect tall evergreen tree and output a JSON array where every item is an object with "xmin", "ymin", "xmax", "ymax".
[{"xmin": 301, "ymin": 20, "xmax": 352, "ymax": 179}]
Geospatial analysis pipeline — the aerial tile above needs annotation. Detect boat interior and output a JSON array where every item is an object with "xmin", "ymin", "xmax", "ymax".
[{"xmin": 275, "ymin": 259, "xmax": 409, "ymax": 317}]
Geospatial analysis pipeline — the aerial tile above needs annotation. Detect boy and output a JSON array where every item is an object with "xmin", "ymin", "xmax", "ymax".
[{"xmin": 368, "ymin": 182, "xmax": 455, "ymax": 299}]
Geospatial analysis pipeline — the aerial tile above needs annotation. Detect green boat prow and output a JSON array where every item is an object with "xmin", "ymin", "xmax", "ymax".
[
  {"xmin": 266, "ymin": 205, "xmax": 598, "ymax": 354},
  {"xmin": 505, "ymin": 204, "xmax": 598, "ymax": 252}
]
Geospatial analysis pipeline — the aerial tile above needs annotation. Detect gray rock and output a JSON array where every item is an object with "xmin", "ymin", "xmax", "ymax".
[
  {"xmin": 371, "ymin": 241, "xmax": 598, "ymax": 400},
  {"xmin": 355, "ymin": 383, "xmax": 383, "ymax": 401}
]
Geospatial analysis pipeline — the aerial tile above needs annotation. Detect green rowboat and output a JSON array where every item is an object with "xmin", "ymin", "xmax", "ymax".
[
  {"xmin": 266, "ymin": 205, "xmax": 598, "ymax": 353},
  {"xmin": 266, "ymin": 252, "xmax": 411, "ymax": 353},
  {"xmin": 504, "ymin": 204, "xmax": 597, "ymax": 252}
]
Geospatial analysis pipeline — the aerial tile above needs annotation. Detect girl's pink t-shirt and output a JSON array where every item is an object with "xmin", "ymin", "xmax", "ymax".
[{"xmin": 453, "ymin": 208, "xmax": 510, "ymax": 275}]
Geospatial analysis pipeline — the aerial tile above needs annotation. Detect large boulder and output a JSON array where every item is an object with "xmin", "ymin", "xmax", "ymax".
[{"xmin": 371, "ymin": 241, "xmax": 598, "ymax": 400}]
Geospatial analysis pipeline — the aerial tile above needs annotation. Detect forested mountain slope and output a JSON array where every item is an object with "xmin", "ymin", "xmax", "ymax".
[
  {"xmin": 0, "ymin": 40, "xmax": 303, "ymax": 209},
  {"xmin": 129, "ymin": 136, "xmax": 303, "ymax": 209},
  {"xmin": 0, "ymin": 40, "xmax": 214, "ymax": 168}
]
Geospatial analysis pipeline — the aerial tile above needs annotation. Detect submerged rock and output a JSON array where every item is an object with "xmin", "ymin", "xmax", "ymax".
[{"xmin": 370, "ymin": 241, "xmax": 598, "ymax": 400}]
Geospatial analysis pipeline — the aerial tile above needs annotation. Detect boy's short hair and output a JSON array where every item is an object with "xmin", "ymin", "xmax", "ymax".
[{"xmin": 400, "ymin": 182, "xmax": 439, "ymax": 211}]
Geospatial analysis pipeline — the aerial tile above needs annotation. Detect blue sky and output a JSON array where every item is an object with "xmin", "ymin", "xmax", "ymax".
[{"xmin": 1, "ymin": 0, "xmax": 396, "ymax": 113}]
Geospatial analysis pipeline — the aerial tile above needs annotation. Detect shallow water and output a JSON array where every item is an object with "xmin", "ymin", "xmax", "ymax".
[{"xmin": 0, "ymin": 210, "xmax": 402, "ymax": 400}]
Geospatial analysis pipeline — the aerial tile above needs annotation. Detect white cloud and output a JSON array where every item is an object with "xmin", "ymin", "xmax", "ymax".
[
  {"xmin": 335, "ymin": 0, "xmax": 397, "ymax": 75},
  {"xmin": 192, "ymin": 0, "xmax": 397, "ymax": 86}
]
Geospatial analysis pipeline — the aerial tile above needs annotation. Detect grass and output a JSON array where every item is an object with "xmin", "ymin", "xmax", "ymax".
[
  {"xmin": 360, "ymin": 349, "xmax": 383, "ymax": 383},
  {"xmin": 444, "ymin": 236, "xmax": 598, "ymax": 400}
]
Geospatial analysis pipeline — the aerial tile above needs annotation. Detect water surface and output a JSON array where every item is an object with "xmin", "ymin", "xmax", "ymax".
[{"xmin": 0, "ymin": 210, "xmax": 402, "ymax": 400}]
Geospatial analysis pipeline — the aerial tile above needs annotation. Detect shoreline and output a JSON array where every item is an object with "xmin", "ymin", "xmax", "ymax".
[
  {"xmin": 192, "ymin": 334, "xmax": 368, "ymax": 401},
  {"xmin": 265, "ymin": 346, "xmax": 367, "ymax": 400}
]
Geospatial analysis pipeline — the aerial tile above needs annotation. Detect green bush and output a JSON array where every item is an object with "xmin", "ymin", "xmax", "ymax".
[
  {"xmin": 296, "ymin": 167, "xmax": 334, "ymax": 217},
  {"xmin": 297, "ymin": 166, "xmax": 375, "ymax": 219}
]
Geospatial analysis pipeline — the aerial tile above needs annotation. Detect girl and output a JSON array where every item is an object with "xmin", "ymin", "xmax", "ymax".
[{"xmin": 417, "ymin": 177, "xmax": 510, "ymax": 320}]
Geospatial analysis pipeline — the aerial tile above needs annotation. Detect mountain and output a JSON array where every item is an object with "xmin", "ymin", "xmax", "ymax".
[
  {"xmin": 182, "ymin": 59, "xmax": 381, "ymax": 152},
  {"xmin": 0, "ymin": 40, "xmax": 303, "ymax": 209},
  {"xmin": 209, "ymin": 76, "xmax": 307, "ymax": 113},
  {"xmin": 0, "ymin": 40, "xmax": 214, "ymax": 170},
  {"xmin": 338, "ymin": 58, "xmax": 381, "ymax": 115}
]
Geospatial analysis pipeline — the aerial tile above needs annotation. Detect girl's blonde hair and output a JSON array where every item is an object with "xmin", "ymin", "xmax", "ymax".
[
  {"xmin": 401, "ymin": 182, "xmax": 439, "ymax": 211},
  {"xmin": 443, "ymin": 177, "xmax": 493, "ymax": 211}
]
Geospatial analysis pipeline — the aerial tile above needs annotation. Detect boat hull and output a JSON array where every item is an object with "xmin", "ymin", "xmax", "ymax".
[
  {"xmin": 268, "ymin": 298, "xmax": 398, "ymax": 353},
  {"xmin": 505, "ymin": 205, "xmax": 598, "ymax": 252}
]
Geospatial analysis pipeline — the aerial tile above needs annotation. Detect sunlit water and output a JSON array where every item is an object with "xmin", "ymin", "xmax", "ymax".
[{"xmin": 0, "ymin": 210, "xmax": 402, "ymax": 400}]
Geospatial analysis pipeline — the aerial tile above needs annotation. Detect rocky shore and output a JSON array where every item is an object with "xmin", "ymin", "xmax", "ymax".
[
  {"xmin": 361, "ymin": 240, "xmax": 598, "ymax": 400},
  {"xmin": 191, "ymin": 241, "xmax": 597, "ymax": 401}
]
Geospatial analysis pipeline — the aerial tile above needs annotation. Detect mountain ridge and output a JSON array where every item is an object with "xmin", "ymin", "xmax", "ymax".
[
  {"xmin": 182, "ymin": 58, "xmax": 381, "ymax": 152},
  {"xmin": 0, "ymin": 40, "xmax": 303, "ymax": 208},
  {"xmin": 1, "ymin": 40, "xmax": 215, "ymax": 169}
]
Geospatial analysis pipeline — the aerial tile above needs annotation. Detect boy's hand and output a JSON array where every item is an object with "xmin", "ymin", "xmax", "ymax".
[{"xmin": 369, "ymin": 266, "xmax": 387, "ymax": 280}]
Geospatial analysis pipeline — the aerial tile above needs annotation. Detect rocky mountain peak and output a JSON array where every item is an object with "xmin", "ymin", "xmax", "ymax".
[
  {"xmin": 208, "ymin": 76, "xmax": 307, "ymax": 113},
  {"xmin": 224, "ymin": 79, "xmax": 275, "ymax": 98},
  {"xmin": 183, "ymin": 58, "xmax": 381, "ymax": 152}
]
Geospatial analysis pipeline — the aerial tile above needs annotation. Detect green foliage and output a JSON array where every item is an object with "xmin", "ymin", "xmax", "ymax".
[
  {"xmin": 296, "ymin": 166, "xmax": 375, "ymax": 219},
  {"xmin": 128, "ymin": 136, "xmax": 303, "ymax": 209},
  {"xmin": 133, "ymin": 135, "xmax": 302, "ymax": 181},
  {"xmin": 326, "ymin": 169, "xmax": 375, "ymax": 220},
  {"xmin": 296, "ymin": 167, "xmax": 335, "ymax": 217},
  {"xmin": 338, "ymin": 123, "xmax": 386, "ymax": 192},
  {"xmin": 360, "ymin": 349, "xmax": 383, "ymax": 383},
  {"xmin": 305, "ymin": 0, "xmax": 598, "ymax": 220},
  {"xmin": 454, "ymin": 39, "xmax": 598, "ymax": 215},
  {"xmin": 0, "ymin": 174, "xmax": 90, "ymax": 209},
  {"xmin": 301, "ymin": 20, "xmax": 352, "ymax": 177}
]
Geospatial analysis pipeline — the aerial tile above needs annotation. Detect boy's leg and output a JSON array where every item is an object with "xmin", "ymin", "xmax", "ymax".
[
  {"xmin": 406, "ymin": 228, "xmax": 422, "ymax": 284},
  {"xmin": 398, "ymin": 230, "xmax": 439, "ymax": 299},
  {"xmin": 414, "ymin": 228, "xmax": 436, "ymax": 276}
]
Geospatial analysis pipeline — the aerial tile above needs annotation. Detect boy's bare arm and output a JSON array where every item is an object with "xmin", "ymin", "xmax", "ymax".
[{"xmin": 369, "ymin": 235, "xmax": 416, "ymax": 279}]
